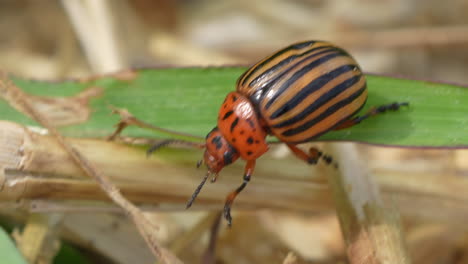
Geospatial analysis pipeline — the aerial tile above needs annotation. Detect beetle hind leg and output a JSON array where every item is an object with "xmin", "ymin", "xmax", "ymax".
[{"xmin": 334, "ymin": 102, "xmax": 409, "ymax": 130}]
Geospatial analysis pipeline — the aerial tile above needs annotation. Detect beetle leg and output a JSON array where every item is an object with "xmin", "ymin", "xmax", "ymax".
[
  {"xmin": 334, "ymin": 102, "xmax": 409, "ymax": 130},
  {"xmin": 224, "ymin": 160, "xmax": 256, "ymax": 226},
  {"xmin": 286, "ymin": 144, "xmax": 336, "ymax": 167}
]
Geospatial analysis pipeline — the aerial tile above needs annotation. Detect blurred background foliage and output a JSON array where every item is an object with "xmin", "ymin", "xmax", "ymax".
[
  {"xmin": 1, "ymin": 0, "xmax": 468, "ymax": 81},
  {"xmin": 1, "ymin": 1, "xmax": 468, "ymax": 264}
]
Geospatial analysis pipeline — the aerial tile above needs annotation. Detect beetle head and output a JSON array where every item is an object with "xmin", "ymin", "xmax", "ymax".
[{"xmin": 203, "ymin": 127, "xmax": 240, "ymax": 176}]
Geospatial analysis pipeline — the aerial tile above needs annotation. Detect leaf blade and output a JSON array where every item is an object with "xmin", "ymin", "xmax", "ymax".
[{"xmin": 3, "ymin": 67, "xmax": 468, "ymax": 147}]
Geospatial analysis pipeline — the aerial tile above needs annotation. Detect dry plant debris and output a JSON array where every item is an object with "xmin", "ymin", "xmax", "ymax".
[{"xmin": 0, "ymin": 74, "xmax": 183, "ymax": 263}]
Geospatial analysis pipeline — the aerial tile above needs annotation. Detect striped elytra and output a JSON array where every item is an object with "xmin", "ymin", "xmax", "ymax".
[
  {"xmin": 191, "ymin": 40, "xmax": 407, "ymax": 225},
  {"xmin": 236, "ymin": 40, "xmax": 367, "ymax": 143}
]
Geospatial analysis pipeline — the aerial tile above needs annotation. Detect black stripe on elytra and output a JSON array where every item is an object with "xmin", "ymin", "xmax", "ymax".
[
  {"xmin": 264, "ymin": 49, "xmax": 349, "ymax": 110},
  {"xmin": 281, "ymin": 84, "xmax": 366, "ymax": 137},
  {"xmin": 249, "ymin": 48, "xmax": 337, "ymax": 104},
  {"xmin": 270, "ymin": 65, "xmax": 358, "ymax": 123},
  {"xmin": 240, "ymin": 41, "xmax": 316, "ymax": 86},
  {"xmin": 289, "ymin": 94, "xmax": 368, "ymax": 144},
  {"xmin": 222, "ymin": 110, "xmax": 234, "ymax": 120},
  {"xmin": 230, "ymin": 117, "xmax": 239, "ymax": 133},
  {"xmin": 248, "ymin": 45, "xmax": 331, "ymax": 88}
]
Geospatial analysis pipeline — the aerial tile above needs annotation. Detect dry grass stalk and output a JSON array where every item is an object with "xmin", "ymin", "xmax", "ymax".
[
  {"xmin": 323, "ymin": 143, "xmax": 410, "ymax": 264},
  {"xmin": 282, "ymin": 252, "xmax": 298, "ymax": 264},
  {"xmin": 60, "ymin": 0, "xmax": 124, "ymax": 73},
  {"xmin": 13, "ymin": 213, "xmax": 62, "ymax": 264},
  {"xmin": 0, "ymin": 74, "xmax": 183, "ymax": 264},
  {"xmin": 322, "ymin": 25, "xmax": 468, "ymax": 49},
  {"xmin": 406, "ymin": 225, "xmax": 462, "ymax": 264},
  {"xmin": 149, "ymin": 32, "xmax": 244, "ymax": 66},
  {"xmin": 1, "ymin": 120, "xmax": 468, "ymax": 224},
  {"xmin": 219, "ymin": 25, "xmax": 468, "ymax": 63}
]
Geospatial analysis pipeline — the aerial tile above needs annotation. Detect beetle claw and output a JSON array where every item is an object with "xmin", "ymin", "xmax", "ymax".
[
  {"xmin": 210, "ymin": 173, "xmax": 218, "ymax": 183},
  {"xmin": 224, "ymin": 204, "xmax": 233, "ymax": 227}
]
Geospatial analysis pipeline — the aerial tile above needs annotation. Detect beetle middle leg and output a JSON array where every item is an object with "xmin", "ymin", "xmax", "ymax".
[
  {"xmin": 286, "ymin": 144, "xmax": 336, "ymax": 167},
  {"xmin": 224, "ymin": 160, "xmax": 255, "ymax": 226},
  {"xmin": 334, "ymin": 102, "xmax": 409, "ymax": 130}
]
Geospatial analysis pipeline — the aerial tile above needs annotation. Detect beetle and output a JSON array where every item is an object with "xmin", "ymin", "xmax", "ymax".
[{"xmin": 180, "ymin": 40, "xmax": 407, "ymax": 226}]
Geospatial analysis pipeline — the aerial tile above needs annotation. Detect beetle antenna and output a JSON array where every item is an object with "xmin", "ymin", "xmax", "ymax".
[
  {"xmin": 186, "ymin": 171, "xmax": 210, "ymax": 209},
  {"xmin": 147, "ymin": 139, "xmax": 205, "ymax": 157}
]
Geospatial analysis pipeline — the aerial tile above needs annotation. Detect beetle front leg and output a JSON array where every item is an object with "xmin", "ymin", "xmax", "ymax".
[{"xmin": 224, "ymin": 160, "xmax": 256, "ymax": 226}]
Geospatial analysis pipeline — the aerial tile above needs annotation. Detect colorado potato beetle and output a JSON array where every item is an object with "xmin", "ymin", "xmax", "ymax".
[{"xmin": 186, "ymin": 40, "xmax": 408, "ymax": 226}]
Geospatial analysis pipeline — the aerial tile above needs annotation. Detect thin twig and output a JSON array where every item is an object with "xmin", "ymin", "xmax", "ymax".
[
  {"xmin": 169, "ymin": 212, "xmax": 221, "ymax": 255},
  {"xmin": 108, "ymin": 106, "xmax": 204, "ymax": 141},
  {"xmin": 202, "ymin": 212, "xmax": 222, "ymax": 264},
  {"xmin": 0, "ymin": 74, "xmax": 183, "ymax": 263}
]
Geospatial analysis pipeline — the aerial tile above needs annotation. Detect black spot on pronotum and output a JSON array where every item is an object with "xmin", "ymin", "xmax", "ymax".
[
  {"xmin": 230, "ymin": 117, "xmax": 239, "ymax": 132},
  {"xmin": 223, "ymin": 145, "xmax": 238, "ymax": 165},
  {"xmin": 232, "ymin": 95, "xmax": 238, "ymax": 102},
  {"xmin": 247, "ymin": 137, "xmax": 254, "ymax": 145},
  {"xmin": 247, "ymin": 151, "xmax": 253, "ymax": 156},
  {"xmin": 211, "ymin": 136, "xmax": 223, "ymax": 150},
  {"xmin": 222, "ymin": 110, "xmax": 234, "ymax": 120}
]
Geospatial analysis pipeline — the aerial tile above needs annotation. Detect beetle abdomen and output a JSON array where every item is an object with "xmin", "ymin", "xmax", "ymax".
[{"xmin": 236, "ymin": 40, "xmax": 367, "ymax": 143}]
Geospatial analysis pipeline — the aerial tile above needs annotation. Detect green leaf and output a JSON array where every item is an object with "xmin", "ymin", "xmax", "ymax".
[
  {"xmin": 0, "ymin": 227, "xmax": 27, "ymax": 264},
  {"xmin": 3, "ymin": 67, "xmax": 468, "ymax": 147},
  {"xmin": 54, "ymin": 243, "xmax": 91, "ymax": 264}
]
